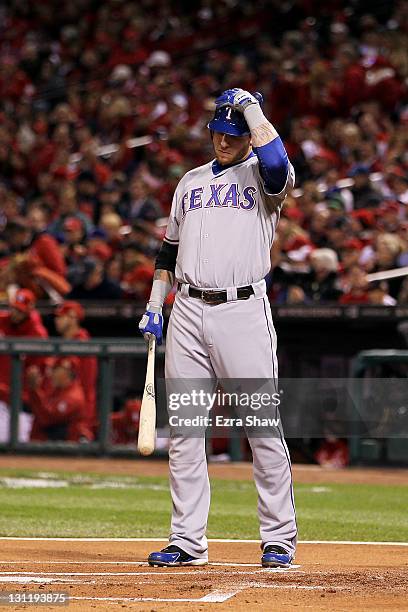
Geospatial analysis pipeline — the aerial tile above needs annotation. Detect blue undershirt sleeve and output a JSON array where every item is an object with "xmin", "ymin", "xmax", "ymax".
[{"xmin": 253, "ymin": 137, "xmax": 289, "ymax": 194}]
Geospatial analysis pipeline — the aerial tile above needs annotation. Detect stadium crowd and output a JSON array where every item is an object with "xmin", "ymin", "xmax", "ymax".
[{"xmin": 0, "ymin": 0, "xmax": 407, "ymax": 309}]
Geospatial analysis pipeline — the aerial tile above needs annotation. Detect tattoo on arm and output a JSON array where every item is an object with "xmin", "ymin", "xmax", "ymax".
[
  {"xmin": 154, "ymin": 269, "xmax": 175, "ymax": 285},
  {"xmin": 252, "ymin": 122, "xmax": 279, "ymax": 147}
]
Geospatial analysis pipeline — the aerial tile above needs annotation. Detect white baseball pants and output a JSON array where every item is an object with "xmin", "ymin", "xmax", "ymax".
[{"xmin": 165, "ymin": 284, "xmax": 297, "ymax": 559}]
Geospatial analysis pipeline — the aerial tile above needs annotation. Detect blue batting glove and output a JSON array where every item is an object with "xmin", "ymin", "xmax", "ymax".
[
  {"xmin": 214, "ymin": 88, "xmax": 241, "ymax": 108},
  {"xmin": 139, "ymin": 310, "xmax": 163, "ymax": 345},
  {"xmin": 215, "ymin": 88, "xmax": 260, "ymax": 112}
]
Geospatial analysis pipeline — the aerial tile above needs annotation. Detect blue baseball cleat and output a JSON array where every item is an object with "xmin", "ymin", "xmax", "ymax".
[
  {"xmin": 262, "ymin": 545, "xmax": 293, "ymax": 568},
  {"xmin": 148, "ymin": 545, "xmax": 208, "ymax": 567}
]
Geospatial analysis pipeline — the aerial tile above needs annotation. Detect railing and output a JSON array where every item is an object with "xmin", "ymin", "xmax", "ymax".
[
  {"xmin": 0, "ymin": 338, "xmax": 164, "ymax": 455},
  {"xmin": 349, "ymin": 350, "xmax": 408, "ymax": 464},
  {"xmin": 7, "ymin": 302, "xmax": 407, "ymax": 322},
  {"xmin": 2, "ymin": 340, "xmax": 408, "ymax": 464}
]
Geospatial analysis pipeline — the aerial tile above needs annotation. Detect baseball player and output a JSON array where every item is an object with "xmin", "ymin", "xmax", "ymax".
[
  {"xmin": 0, "ymin": 289, "xmax": 49, "ymax": 405},
  {"xmin": 139, "ymin": 88, "xmax": 297, "ymax": 568},
  {"xmin": 27, "ymin": 357, "xmax": 93, "ymax": 442},
  {"xmin": 54, "ymin": 301, "xmax": 97, "ymax": 430}
]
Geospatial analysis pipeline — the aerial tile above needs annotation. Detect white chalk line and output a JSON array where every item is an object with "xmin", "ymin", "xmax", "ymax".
[
  {"xmin": 0, "ymin": 562, "xmax": 301, "ymax": 571},
  {"xmin": 199, "ymin": 590, "xmax": 239, "ymax": 602},
  {"xmin": 0, "ymin": 567, "xmax": 301, "ymax": 578},
  {"xmin": 0, "ymin": 537, "xmax": 406, "ymax": 546},
  {"xmin": 69, "ymin": 585, "xmax": 333, "ymax": 605},
  {"xmin": 69, "ymin": 592, "xmax": 239, "ymax": 603},
  {"xmin": 0, "ymin": 577, "xmax": 88, "ymax": 584},
  {"xmin": 64, "ymin": 583, "xmax": 346, "ymax": 605},
  {"xmin": 249, "ymin": 582, "xmax": 346, "ymax": 591},
  {"xmin": 0, "ymin": 566, "xmax": 303, "ymax": 594}
]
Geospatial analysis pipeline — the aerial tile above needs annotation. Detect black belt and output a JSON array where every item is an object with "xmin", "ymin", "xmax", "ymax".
[{"xmin": 178, "ymin": 283, "xmax": 254, "ymax": 305}]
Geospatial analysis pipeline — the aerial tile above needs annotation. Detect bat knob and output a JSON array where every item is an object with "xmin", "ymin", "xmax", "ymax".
[{"xmin": 253, "ymin": 91, "xmax": 263, "ymax": 105}]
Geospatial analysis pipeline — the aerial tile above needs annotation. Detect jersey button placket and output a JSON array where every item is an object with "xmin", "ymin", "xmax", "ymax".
[{"xmin": 201, "ymin": 209, "xmax": 210, "ymax": 273}]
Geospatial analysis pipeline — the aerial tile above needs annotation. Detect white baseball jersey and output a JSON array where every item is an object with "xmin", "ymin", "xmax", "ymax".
[{"xmin": 164, "ymin": 153, "xmax": 295, "ymax": 288}]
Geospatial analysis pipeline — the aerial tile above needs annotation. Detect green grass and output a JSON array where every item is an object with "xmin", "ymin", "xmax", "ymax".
[{"xmin": 0, "ymin": 468, "xmax": 406, "ymax": 541}]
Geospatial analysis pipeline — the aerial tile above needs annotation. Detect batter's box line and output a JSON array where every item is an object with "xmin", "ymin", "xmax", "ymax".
[
  {"xmin": 68, "ymin": 581, "xmax": 348, "ymax": 605},
  {"xmin": 0, "ymin": 567, "xmax": 301, "ymax": 578},
  {"xmin": 70, "ymin": 590, "xmax": 240, "ymax": 604},
  {"xmin": 0, "ymin": 560, "xmax": 301, "ymax": 569}
]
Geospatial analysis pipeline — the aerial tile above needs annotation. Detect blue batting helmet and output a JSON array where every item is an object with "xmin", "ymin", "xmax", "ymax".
[{"xmin": 207, "ymin": 105, "xmax": 250, "ymax": 137}]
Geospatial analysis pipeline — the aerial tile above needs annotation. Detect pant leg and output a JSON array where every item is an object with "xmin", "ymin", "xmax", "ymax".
[
  {"xmin": 206, "ymin": 292, "xmax": 297, "ymax": 555},
  {"xmin": 165, "ymin": 293, "xmax": 215, "ymax": 558},
  {"xmin": 249, "ymin": 434, "xmax": 297, "ymax": 554}
]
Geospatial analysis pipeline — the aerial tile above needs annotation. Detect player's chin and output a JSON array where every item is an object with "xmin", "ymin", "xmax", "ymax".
[{"xmin": 216, "ymin": 151, "xmax": 233, "ymax": 164}]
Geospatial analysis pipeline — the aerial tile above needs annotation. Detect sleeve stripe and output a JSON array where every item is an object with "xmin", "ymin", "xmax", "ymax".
[{"xmin": 164, "ymin": 236, "xmax": 179, "ymax": 244}]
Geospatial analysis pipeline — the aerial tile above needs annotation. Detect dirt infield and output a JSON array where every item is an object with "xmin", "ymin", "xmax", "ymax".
[
  {"xmin": 0, "ymin": 539, "xmax": 407, "ymax": 611},
  {"xmin": 1, "ymin": 457, "xmax": 407, "ymax": 610}
]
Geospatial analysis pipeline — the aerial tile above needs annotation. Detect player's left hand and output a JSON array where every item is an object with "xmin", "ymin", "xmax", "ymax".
[
  {"xmin": 138, "ymin": 309, "xmax": 163, "ymax": 345},
  {"xmin": 215, "ymin": 88, "xmax": 259, "ymax": 112}
]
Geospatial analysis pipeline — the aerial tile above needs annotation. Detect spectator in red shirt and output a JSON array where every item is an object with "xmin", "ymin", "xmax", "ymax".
[
  {"xmin": 111, "ymin": 398, "xmax": 141, "ymax": 445},
  {"xmin": 339, "ymin": 265, "xmax": 370, "ymax": 304},
  {"xmin": 0, "ymin": 288, "xmax": 49, "ymax": 404},
  {"xmin": 339, "ymin": 238, "xmax": 364, "ymax": 273},
  {"xmin": 4, "ymin": 218, "xmax": 70, "ymax": 299},
  {"xmin": 121, "ymin": 242, "xmax": 154, "ymax": 301},
  {"xmin": 54, "ymin": 301, "xmax": 97, "ymax": 430},
  {"xmin": 27, "ymin": 357, "xmax": 93, "ymax": 443}
]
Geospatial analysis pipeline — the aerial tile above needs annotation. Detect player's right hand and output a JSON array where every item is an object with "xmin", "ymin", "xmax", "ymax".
[
  {"xmin": 215, "ymin": 88, "xmax": 241, "ymax": 108},
  {"xmin": 138, "ymin": 309, "xmax": 163, "ymax": 345},
  {"xmin": 215, "ymin": 88, "xmax": 260, "ymax": 112}
]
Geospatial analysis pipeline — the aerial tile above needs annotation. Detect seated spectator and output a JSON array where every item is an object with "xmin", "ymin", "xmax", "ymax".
[
  {"xmin": 105, "ymin": 255, "xmax": 123, "ymax": 285},
  {"xmin": 3, "ymin": 218, "xmax": 70, "ymax": 300},
  {"xmin": 98, "ymin": 182, "xmax": 125, "ymax": 219},
  {"xmin": 27, "ymin": 358, "xmax": 93, "ymax": 443},
  {"xmin": 111, "ymin": 398, "xmax": 141, "ymax": 445},
  {"xmin": 99, "ymin": 213, "xmax": 124, "ymax": 253},
  {"xmin": 339, "ymin": 265, "xmax": 370, "ymax": 304},
  {"xmin": 339, "ymin": 239, "xmax": 364, "ymax": 273},
  {"xmin": 376, "ymin": 201, "xmax": 402, "ymax": 233},
  {"xmin": 398, "ymin": 278, "xmax": 408, "ymax": 304},
  {"xmin": 62, "ymin": 216, "xmax": 88, "ymax": 269},
  {"xmin": 295, "ymin": 249, "xmax": 343, "ymax": 303},
  {"xmin": 129, "ymin": 178, "xmax": 163, "ymax": 222},
  {"xmin": 26, "ymin": 206, "xmax": 67, "ymax": 277},
  {"xmin": 121, "ymin": 242, "xmax": 154, "ymax": 301},
  {"xmin": 76, "ymin": 170, "xmax": 100, "ymax": 220},
  {"xmin": 384, "ymin": 167, "xmax": 408, "ymax": 206},
  {"xmin": 273, "ymin": 248, "xmax": 342, "ymax": 303},
  {"xmin": 48, "ymin": 183, "xmax": 94, "ymax": 237},
  {"xmin": 367, "ymin": 281, "xmax": 396, "ymax": 306},
  {"xmin": 314, "ymin": 437, "xmax": 349, "ymax": 468},
  {"xmin": 370, "ymin": 233, "xmax": 405, "ymax": 298},
  {"xmin": 326, "ymin": 216, "xmax": 351, "ymax": 251},
  {"xmin": 54, "ymin": 301, "xmax": 97, "ymax": 431},
  {"xmin": 0, "ymin": 289, "xmax": 49, "ymax": 404},
  {"xmin": 348, "ymin": 166, "xmax": 382, "ymax": 209},
  {"xmin": 68, "ymin": 257, "xmax": 122, "ymax": 300}
]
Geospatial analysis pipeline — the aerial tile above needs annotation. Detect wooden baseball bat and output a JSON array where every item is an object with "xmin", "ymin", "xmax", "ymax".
[{"xmin": 137, "ymin": 335, "xmax": 156, "ymax": 456}]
